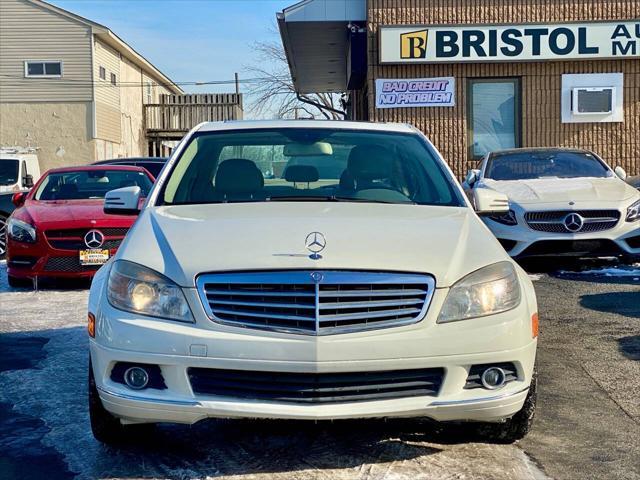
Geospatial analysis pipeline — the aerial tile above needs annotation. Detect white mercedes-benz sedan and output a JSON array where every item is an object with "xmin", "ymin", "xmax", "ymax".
[
  {"xmin": 88, "ymin": 121, "xmax": 539, "ymax": 444},
  {"xmin": 463, "ymin": 148, "xmax": 640, "ymax": 261}
]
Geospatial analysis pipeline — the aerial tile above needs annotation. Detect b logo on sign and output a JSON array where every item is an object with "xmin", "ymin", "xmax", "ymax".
[{"xmin": 400, "ymin": 30, "xmax": 428, "ymax": 59}]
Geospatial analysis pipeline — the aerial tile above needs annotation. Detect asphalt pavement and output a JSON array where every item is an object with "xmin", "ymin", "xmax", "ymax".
[{"xmin": 0, "ymin": 260, "xmax": 638, "ymax": 480}]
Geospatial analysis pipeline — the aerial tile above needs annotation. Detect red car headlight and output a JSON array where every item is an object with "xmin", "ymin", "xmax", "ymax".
[{"xmin": 7, "ymin": 218, "xmax": 37, "ymax": 243}]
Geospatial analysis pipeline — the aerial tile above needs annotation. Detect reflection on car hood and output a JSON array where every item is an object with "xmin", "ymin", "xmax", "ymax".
[
  {"xmin": 482, "ymin": 177, "xmax": 638, "ymax": 204},
  {"xmin": 117, "ymin": 202, "xmax": 508, "ymax": 288},
  {"xmin": 22, "ymin": 199, "xmax": 136, "ymax": 230}
]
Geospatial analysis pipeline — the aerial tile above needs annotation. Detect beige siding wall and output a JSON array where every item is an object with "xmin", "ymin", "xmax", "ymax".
[
  {"xmin": 93, "ymin": 39, "xmax": 121, "ymax": 142},
  {"xmin": 366, "ymin": 0, "xmax": 640, "ymax": 177},
  {"xmin": 0, "ymin": 102, "xmax": 93, "ymax": 171},
  {"xmin": 0, "ymin": 0, "xmax": 92, "ymax": 102}
]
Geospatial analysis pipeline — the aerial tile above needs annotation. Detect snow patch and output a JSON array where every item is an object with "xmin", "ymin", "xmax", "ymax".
[{"xmin": 559, "ymin": 264, "xmax": 640, "ymax": 278}]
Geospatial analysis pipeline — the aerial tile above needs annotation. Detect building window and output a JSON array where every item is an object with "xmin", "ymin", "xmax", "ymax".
[
  {"xmin": 468, "ymin": 78, "xmax": 521, "ymax": 159},
  {"xmin": 99, "ymin": 66, "xmax": 106, "ymax": 80},
  {"xmin": 146, "ymin": 81, "xmax": 153, "ymax": 103},
  {"xmin": 110, "ymin": 73, "xmax": 117, "ymax": 85},
  {"xmin": 24, "ymin": 61, "xmax": 62, "ymax": 78}
]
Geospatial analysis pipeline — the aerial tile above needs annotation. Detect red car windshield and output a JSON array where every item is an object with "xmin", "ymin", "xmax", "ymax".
[{"xmin": 34, "ymin": 169, "xmax": 153, "ymax": 201}]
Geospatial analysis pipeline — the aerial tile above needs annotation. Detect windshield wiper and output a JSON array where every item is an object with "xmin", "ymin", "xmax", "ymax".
[{"xmin": 267, "ymin": 195, "xmax": 415, "ymax": 205}]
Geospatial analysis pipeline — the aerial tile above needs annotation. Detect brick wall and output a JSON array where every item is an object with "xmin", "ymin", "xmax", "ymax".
[{"xmin": 365, "ymin": 0, "xmax": 640, "ymax": 177}]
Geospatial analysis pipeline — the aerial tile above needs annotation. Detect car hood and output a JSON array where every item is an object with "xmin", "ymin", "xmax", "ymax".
[
  {"xmin": 118, "ymin": 202, "xmax": 509, "ymax": 288},
  {"xmin": 482, "ymin": 177, "xmax": 637, "ymax": 205},
  {"xmin": 23, "ymin": 199, "xmax": 136, "ymax": 230}
]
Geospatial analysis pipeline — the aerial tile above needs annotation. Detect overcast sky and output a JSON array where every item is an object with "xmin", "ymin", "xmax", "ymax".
[{"xmin": 50, "ymin": 0, "xmax": 292, "ymax": 95}]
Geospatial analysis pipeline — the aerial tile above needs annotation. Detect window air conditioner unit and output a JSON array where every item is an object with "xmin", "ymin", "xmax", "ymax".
[{"xmin": 571, "ymin": 87, "xmax": 615, "ymax": 115}]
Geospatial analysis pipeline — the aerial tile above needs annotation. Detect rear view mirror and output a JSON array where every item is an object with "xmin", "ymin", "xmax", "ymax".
[
  {"xmin": 465, "ymin": 169, "xmax": 480, "ymax": 187},
  {"xmin": 23, "ymin": 174, "xmax": 34, "ymax": 189},
  {"xmin": 614, "ymin": 166, "xmax": 627, "ymax": 180},
  {"xmin": 104, "ymin": 186, "xmax": 141, "ymax": 215},
  {"xmin": 12, "ymin": 192, "xmax": 26, "ymax": 208},
  {"xmin": 283, "ymin": 142, "xmax": 333, "ymax": 157},
  {"xmin": 473, "ymin": 188, "xmax": 509, "ymax": 215}
]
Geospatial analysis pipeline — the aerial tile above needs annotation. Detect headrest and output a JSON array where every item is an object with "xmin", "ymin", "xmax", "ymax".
[
  {"xmin": 215, "ymin": 159, "xmax": 264, "ymax": 195},
  {"xmin": 347, "ymin": 145, "xmax": 394, "ymax": 181},
  {"xmin": 284, "ymin": 165, "xmax": 319, "ymax": 183}
]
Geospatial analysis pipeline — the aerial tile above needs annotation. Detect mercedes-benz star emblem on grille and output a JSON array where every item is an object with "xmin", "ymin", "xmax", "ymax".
[
  {"xmin": 310, "ymin": 271, "xmax": 324, "ymax": 283},
  {"xmin": 305, "ymin": 232, "xmax": 326, "ymax": 259},
  {"xmin": 563, "ymin": 213, "xmax": 584, "ymax": 233},
  {"xmin": 84, "ymin": 229, "xmax": 105, "ymax": 249}
]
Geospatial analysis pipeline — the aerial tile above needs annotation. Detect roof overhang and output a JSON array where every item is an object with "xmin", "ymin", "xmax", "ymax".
[{"xmin": 278, "ymin": 0, "xmax": 366, "ymax": 94}]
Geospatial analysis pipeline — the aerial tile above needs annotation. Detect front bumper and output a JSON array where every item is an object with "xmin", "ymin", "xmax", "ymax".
[
  {"xmin": 483, "ymin": 216, "xmax": 640, "ymax": 259},
  {"xmin": 91, "ymin": 340, "xmax": 535, "ymax": 424}
]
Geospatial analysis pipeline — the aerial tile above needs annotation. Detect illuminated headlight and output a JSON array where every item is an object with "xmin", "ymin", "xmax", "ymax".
[
  {"xmin": 488, "ymin": 209, "xmax": 517, "ymax": 226},
  {"xmin": 7, "ymin": 218, "xmax": 36, "ymax": 243},
  {"xmin": 107, "ymin": 260, "xmax": 194, "ymax": 322},
  {"xmin": 438, "ymin": 262, "xmax": 521, "ymax": 323},
  {"xmin": 626, "ymin": 199, "xmax": 640, "ymax": 222}
]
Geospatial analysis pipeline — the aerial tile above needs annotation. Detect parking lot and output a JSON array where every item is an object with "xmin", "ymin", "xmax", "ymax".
[{"xmin": 0, "ymin": 260, "xmax": 638, "ymax": 480}]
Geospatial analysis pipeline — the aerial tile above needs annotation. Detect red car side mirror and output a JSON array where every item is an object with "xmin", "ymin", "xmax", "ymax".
[{"xmin": 12, "ymin": 192, "xmax": 26, "ymax": 208}]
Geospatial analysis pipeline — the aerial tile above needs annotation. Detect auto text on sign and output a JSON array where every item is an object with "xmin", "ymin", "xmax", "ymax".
[{"xmin": 375, "ymin": 77, "xmax": 455, "ymax": 109}]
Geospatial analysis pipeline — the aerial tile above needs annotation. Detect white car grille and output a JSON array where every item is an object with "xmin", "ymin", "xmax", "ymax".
[
  {"xmin": 196, "ymin": 271, "xmax": 435, "ymax": 335},
  {"xmin": 525, "ymin": 210, "xmax": 620, "ymax": 233}
]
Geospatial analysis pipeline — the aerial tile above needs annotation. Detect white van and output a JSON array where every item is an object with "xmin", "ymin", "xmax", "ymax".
[{"xmin": 0, "ymin": 147, "xmax": 41, "ymax": 193}]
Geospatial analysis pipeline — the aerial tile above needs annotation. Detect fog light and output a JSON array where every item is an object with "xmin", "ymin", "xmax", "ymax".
[
  {"xmin": 481, "ymin": 367, "xmax": 506, "ymax": 390},
  {"xmin": 124, "ymin": 366, "xmax": 149, "ymax": 390}
]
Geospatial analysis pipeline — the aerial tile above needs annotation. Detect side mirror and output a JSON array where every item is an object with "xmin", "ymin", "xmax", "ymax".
[
  {"xmin": 104, "ymin": 186, "xmax": 141, "ymax": 215},
  {"xmin": 23, "ymin": 174, "xmax": 34, "ymax": 189},
  {"xmin": 11, "ymin": 192, "xmax": 26, "ymax": 208},
  {"xmin": 614, "ymin": 166, "xmax": 627, "ymax": 180},
  {"xmin": 465, "ymin": 169, "xmax": 480, "ymax": 187},
  {"xmin": 473, "ymin": 188, "xmax": 509, "ymax": 215}
]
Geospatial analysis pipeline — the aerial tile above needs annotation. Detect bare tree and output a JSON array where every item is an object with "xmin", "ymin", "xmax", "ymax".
[{"xmin": 245, "ymin": 40, "xmax": 346, "ymax": 120}]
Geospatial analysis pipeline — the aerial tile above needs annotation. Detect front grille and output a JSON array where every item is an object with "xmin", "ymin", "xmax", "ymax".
[
  {"xmin": 188, "ymin": 367, "xmax": 445, "ymax": 403},
  {"xmin": 46, "ymin": 227, "xmax": 129, "ymax": 238},
  {"xmin": 44, "ymin": 228, "xmax": 129, "ymax": 251},
  {"xmin": 525, "ymin": 210, "xmax": 620, "ymax": 233},
  {"xmin": 197, "ymin": 271, "xmax": 434, "ymax": 335},
  {"xmin": 44, "ymin": 256, "xmax": 102, "ymax": 272}
]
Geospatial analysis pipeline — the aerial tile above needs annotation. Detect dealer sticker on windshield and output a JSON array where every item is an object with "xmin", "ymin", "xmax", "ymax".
[{"xmin": 79, "ymin": 249, "xmax": 110, "ymax": 266}]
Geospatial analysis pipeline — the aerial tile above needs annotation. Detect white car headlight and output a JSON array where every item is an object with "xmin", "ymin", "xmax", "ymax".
[
  {"xmin": 626, "ymin": 199, "xmax": 640, "ymax": 222},
  {"xmin": 438, "ymin": 262, "xmax": 521, "ymax": 323},
  {"xmin": 107, "ymin": 260, "xmax": 194, "ymax": 322},
  {"xmin": 7, "ymin": 218, "xmax": 36, "ymax": 243}
]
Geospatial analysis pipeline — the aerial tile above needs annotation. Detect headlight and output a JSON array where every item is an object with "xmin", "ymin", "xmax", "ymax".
[
  {"xmin": 488, "ymin": 209, "xmax": 517, "ymax": 226},
  {"xmin": 438, "ymin": 262, "xmax": 521, "ymax": 323},
  {"xmin": 107, "ymin": 260, "xmax": 194, "ymax": 322},
  {"xmin": 626, "ymin": 199, "xmax": 640, "ymax": 222},
  {"xmin": 7, "ymin": 218, "xmax": 36, "ymax": 243}
]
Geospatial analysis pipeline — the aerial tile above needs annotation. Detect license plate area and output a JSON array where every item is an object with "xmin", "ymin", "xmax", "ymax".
[{"xmin": 79, "ymin": 249, "xmax": 109, "ymax": 266}]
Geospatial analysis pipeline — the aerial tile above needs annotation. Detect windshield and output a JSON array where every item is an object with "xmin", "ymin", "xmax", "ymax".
[
  {"xmin": 485, "ymin": 151, "xmax": 610, "ymax": 180},
  {"xmin": 0, "ymin": 160, "xmax": 19, "ymax": 186},
  {"xmin": 34, "ymin": 169, "xmax": 153, "ymax": 201},
  {"xmin": 161, "ymin": 128, "xmax": 463, "ymax": 206}
]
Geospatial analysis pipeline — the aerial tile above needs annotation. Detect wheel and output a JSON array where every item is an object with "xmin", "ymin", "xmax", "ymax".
[
  {"xmin": 89, "ymin": 360, "xmax": 128, "ymax": 444},
  {"xmin": 8, "ymin": 275, "xmax": 32, "ymax": 288},
  {"xmin": 0, "ymin": 214, "xmax": 6, "ymax": 260},
  {"xmin": 477, "ymin": 370, "xmax": 537, "ymax": 443}
]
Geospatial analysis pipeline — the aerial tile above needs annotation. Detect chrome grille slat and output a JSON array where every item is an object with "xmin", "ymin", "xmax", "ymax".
[
  {"xmin": 525, "ymin": 210, "xmax": 620, "ymax": 233},
  {"xmin": 197, "ymin": 271, "xmax": 435, "ymax": 335}
]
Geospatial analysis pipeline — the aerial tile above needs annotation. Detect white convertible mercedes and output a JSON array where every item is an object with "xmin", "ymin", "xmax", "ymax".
[
  {"xmin": 464, "ymin": 148, "xmax": 640, "ymax": 261},
  {"xmin": 88, "ymin": 121, "xmax": 538, "ymax": 444}
]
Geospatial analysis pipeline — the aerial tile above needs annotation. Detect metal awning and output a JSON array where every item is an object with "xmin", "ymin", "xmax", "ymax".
[{"xmin": 277, "ymin": 0, "xmax": 366, "ymax": 94}]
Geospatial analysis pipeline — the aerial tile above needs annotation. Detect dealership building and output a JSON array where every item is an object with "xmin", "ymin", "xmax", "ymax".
[{"xmin": 278, "ymin": 0, "xmax": 640, "ymax": 177}]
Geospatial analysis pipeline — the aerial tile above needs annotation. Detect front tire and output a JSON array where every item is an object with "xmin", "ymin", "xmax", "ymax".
[
  {"xmin": 477, "ymin": 371, "xmax": 537, "ymax": 443},
  {"xmin": 0, "ymin": 214, "xmax": 7, "ymax": 259},
  {"xmin": 8, "ymin": 275, "xmax": 32, "ymax": 288},
  {"xmin": 89, "ymin": 360, "xmax": 128, "ymax": 444}
]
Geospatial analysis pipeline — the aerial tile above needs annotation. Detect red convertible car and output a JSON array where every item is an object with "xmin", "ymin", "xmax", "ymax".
[{"xmin": 6, "ymin": 165, "xmax": 154, "ymax": 287}]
